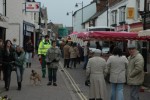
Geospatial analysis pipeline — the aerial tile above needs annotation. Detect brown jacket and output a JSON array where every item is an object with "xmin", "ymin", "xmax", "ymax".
[{"xmin": 63, "ymin": 44, "xmax": 70, "ymax": 59}]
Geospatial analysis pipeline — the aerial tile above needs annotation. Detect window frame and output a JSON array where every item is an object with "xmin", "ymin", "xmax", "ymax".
[{"xmin": 119, "ymin": 6, "xmax": 126, "ymax": 23}]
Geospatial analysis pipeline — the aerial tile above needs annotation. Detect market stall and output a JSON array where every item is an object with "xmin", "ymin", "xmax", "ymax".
[{"xmin": 77, "ymin": 31, "xmax": 150, "ymax": 60}]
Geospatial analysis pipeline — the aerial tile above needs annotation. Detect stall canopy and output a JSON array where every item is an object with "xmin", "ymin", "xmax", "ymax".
[
  {"xmin": 77, "ymin": 31, "xmax": 149, "ymax": 41},
  {"xmin": 138, "ymin": 29, "xmax": 150, "ymax": 36},
  {"xmin": 77, "ymin": 32, "xmax": 89, "ymax": 39},
  {"xmin": 69, "ymin": 31, "xmax": 78, "ymax": 36}
]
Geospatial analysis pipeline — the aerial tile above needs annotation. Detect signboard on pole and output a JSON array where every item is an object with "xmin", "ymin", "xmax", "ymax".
[{"xmin": 25, "ymin": 2, "xmax": 40, "ymax": 12}]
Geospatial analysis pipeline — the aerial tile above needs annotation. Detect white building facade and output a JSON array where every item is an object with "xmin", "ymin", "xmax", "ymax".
[
  {"xmin": 73, "ymin": 2, "xmax": 96, "ymax": 32},
  {"xmin": 0, "ymin": 0, "xmax": 8, "ymax": 40},
  {"xmin": 6, "ymin": 0, "xmax": 39, "ymax": 47}
]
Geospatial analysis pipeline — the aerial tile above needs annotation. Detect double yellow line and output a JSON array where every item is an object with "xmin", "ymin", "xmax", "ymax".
[{"xmin": 60, "ymin": 65, "xmax": 87, "ymax": 100}]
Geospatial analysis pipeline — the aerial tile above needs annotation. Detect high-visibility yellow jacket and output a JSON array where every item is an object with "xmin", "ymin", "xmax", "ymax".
[{"xmin": 38, "ymin": 39, "xmax": 51, "ymax": 56}]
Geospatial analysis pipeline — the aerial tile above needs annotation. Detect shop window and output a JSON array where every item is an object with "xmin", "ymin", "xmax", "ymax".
[
  {"xmin": 119, "ymin": 6, "xmax": 126, "ymax": 23},
  {"xmin": 136, "ymin": 0, "xmax": 140, "ymax": 19},
  {"xmin": 147, "ymin": 1, "xmax": 150, "ymax": 11}
]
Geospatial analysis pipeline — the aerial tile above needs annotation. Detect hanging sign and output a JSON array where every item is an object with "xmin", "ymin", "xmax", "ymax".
[
  {"xmin": 25, "ymin": 2, "xmax": 40, "ymax": 12},
  {"xmin": 127, "ymin": 7, "xmax": 135, "ymax": 19}
]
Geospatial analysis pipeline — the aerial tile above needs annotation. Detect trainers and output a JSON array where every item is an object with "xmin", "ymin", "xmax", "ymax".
[
  {"xmin": 47, "ymin": 82, "xmax": 52, "ymax": 86},
  {"xmin": 53, "ymin": 83, "xmax": 57, "ymax": 86}
]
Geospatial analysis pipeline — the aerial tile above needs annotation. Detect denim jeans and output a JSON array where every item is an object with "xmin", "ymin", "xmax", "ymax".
[
  {"xmin": 16, "ymin": 66, "xmax": 24, "ymax": 82},
  {"xmin": 83, "ymin": 56, "xmax": 88, "ymax": 69},
  {"xmin": 48, "ymin": 68, "xmax": 57, "ymax": 83},
  {"xmin": 25, "ymin": 52, "xmax": 32, "ymax": 63},
  {"xmin": 130, "ymin": 85, "xmax": 140, "ymax": 100},
  {"xmin": 41, "ymin": 55, "xmax": 46, "ymax": 77},
  {"xmin": 111, "ymin": 83, "xmax": 124, "ymax": 100}
]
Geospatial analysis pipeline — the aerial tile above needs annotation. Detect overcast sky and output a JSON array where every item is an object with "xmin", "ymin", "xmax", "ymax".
[{"xmin": 36, "ymin": 0, "xmax": 92, "ymax": 27}]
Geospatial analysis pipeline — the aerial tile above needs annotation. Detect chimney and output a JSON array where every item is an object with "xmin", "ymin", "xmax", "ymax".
[{"xmin": 96, "ymin": 0, "xmax": 107, "ymax": 12}]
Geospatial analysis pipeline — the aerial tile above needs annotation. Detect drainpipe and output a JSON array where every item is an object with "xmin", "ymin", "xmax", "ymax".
[{"xmin": 142, "ymin": 0, "xmax": 147, "ymax": 72}]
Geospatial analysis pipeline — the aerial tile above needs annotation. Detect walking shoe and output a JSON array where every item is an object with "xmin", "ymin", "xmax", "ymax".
[
  {"xmin": 5, "ymin": 87, "xmax": 9, "ymax": 91},
  {"xmin": 53, "ymin": 83, "xmax": 57, "ymax": 86},
  {"xmin": 47, "ymin": 82, "xmax": 52, "ymax": 86}
]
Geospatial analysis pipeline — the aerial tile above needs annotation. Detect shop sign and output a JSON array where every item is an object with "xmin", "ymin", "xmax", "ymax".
[
  {"xmin": 0, "ymin": 15, "xmax": 8, "ymax": 28},
  {"xmin": 127, "ymin": 7, "xmax": 135, "ymax": 19},
  {"xmin": 25, "ymin": 2, "xmax": 40, "ymax": 12}
]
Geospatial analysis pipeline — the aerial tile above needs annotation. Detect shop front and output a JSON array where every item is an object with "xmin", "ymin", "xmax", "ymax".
[
  {"xmin": 0, "ymin": 15, "xmax": 8, "ymax": 40},
  {"xmin": 23, "ymin": 21, "xmax": 35, "ymax": 49}
]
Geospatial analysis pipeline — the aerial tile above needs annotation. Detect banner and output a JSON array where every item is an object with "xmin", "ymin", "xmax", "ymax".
[{"xmin": 25, "ymin": 2, "xmax": 40, "ymax": 12}]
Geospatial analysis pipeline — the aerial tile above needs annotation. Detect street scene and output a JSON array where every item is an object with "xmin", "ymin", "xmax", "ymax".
[{"xmin": 1, "ymin": 0, "xmax": 150, "ymax": 100}]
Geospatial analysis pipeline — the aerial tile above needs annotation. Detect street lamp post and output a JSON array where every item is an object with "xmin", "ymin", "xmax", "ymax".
[
  {"xmin": 75, "ymin": 1, "xmax": 83, "ymax": 24},
  {"xmin": 66, "ymin": 11, "xmax": 73, "ymax": 32}
]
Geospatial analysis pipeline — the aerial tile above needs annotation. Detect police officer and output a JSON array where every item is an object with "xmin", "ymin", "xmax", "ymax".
[
  {"xmin": 38, "ymin": 35, "xmax": 51, "ymax": 78},
  {"xmin": 46, "ymin": 40, "xmax": 61, "ymax": 86}
]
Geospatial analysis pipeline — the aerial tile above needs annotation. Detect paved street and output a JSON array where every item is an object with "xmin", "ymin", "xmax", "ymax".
[
  {"xmin": 0, "ymin": 55, "xmax": 150, "ymax": 100},
  {"xmin": 0, "ymin": 55, "xmax": 78, "ymax": 100}
]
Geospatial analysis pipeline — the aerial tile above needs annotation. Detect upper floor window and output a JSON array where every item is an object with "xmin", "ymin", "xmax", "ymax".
[
  {"xmin": 119, "ymin": 6, "xmax": 126, "ymax": 22},
  {"xmin": 147, "ymin": 0, "xmax": 150, "ymax": 11},
  {"xmin": 136, "ymin": 0, "xmax": 140, "ymax": 18},
  {"xmin": 111, "ymin": 10, "xmax": 117, "ymax": 25}
]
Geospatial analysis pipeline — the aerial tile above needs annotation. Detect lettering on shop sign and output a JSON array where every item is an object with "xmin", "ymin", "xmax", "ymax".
[{"xmin": 25, "ymin": 2, "xmax": 40, "ymax": 12}]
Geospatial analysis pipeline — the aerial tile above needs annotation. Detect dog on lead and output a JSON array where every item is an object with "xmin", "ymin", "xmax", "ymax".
[{"xmin": 30, "ymin": 70, "xmax": 41, "ymax": 85}]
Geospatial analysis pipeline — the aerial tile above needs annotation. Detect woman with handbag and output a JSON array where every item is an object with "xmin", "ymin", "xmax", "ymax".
[
  {"xmin": 2, "ymin": 40, "xmax": 15, "ymax": 91},
  {"xmin": 14, "ymin": 46, "xmax": 26, "ymax": 90},
  {"xmin": 86, "ymin": 49, "xmax": 108, "ymax": 100}
]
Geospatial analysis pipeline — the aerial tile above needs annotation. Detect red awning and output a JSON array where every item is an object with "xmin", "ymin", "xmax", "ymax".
[
  {"xmin": 88, "ymin": 31, "xmax": 147, "ymax": 41},
  {"xmin": 68, "ymin": 31, "xmax": 78, "ymax": 36},
  {"xmin": 77, "ymin": 32, "xmax": 89, "ymax": 39}
]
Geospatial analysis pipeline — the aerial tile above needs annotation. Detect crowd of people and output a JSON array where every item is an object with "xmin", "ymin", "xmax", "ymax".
[
  {"xmin": 86, "ymin": 44, "xmax": 145, "ymax": 100},
  {"xmin": 0, "ymin": 36, "xmax": 146, "ymax": 100}
]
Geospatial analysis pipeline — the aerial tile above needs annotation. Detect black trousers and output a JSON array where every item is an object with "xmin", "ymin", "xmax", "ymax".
[
  {"xmin": 3, "ymin": 64, "xmax": 12, "ymax": 89},
  {"xmin": 70, "ymin": 58, "xmax": 77, "ymax": 68},
  {"xmin": 64, "ymin": 59, "xmax": 70, "ymax": 68}
]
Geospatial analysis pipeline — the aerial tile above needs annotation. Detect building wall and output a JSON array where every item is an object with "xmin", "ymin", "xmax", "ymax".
[
  {"xmin": 6, "ymin": 0, "xmax": 22, "ymax": 45},
  {"xmin": 73, "ymin": 3, "xmax": 96, "ymax": 32},
  {"xmin": 6, "ymin": 0, "xmax": 37, "ymax": 46},
  {"xmin": 0, "ymin": 0, "xmax": 3, "ymax": 14},
  {"xmin": 95, "ymin": 11, "xmax": 108, "ymax": 26},
  {"xmin": 109, "ymin": 0, "xmax": 128, "ymax": 26}
]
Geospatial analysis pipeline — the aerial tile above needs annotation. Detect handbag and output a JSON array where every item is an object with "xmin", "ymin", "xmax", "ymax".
[
  {"xmin": 11, "ymin": 65, "xmax": 16, "ymax": 71},
  {"xmin": 9, "ymin": 62, "xmax": 16, "ymax": 71},
  {"xmin": 85, "ymin": 80, "xmax": 90, "ymax": 86}
]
